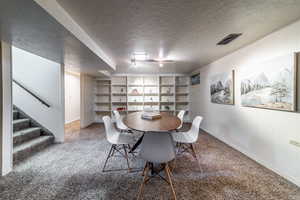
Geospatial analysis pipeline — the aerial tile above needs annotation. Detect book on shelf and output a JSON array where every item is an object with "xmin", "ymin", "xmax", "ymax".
[{"xmin": 116, "ymin": 107, "xmax": 126, "ymax": 111}]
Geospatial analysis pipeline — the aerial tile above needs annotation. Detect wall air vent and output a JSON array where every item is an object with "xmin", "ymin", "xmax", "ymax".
[{"xmin": 217, "ymin": 33, "xmax": 242, "ymax": 45}]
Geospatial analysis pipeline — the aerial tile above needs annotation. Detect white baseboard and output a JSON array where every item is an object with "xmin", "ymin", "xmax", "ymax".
[{"xmin": 65, "ymin": 118, "xmax": 80, "ymax": 124}]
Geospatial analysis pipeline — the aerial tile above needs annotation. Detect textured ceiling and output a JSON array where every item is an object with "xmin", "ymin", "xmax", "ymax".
[
  {"xmin": 57, "ymin": 0, "xmax": 300, "ymax": 74},
  {"xmin": 0, "ymin": 0, "xmax": 113, "ymax": 76}
]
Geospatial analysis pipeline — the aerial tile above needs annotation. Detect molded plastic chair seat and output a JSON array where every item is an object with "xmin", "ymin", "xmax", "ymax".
[
  {"xmin": 117, "ymin": 121, "xmax": 128, "ymax": 130},
  {"xmin": 113, "ymin": 110, "xmax": 129, "ymax": 132},
  {"xmin": 106, "ymin": 129, "xmax": 136, "ymax": 145},
  {"xmin": 172, "ymin": 131, "xmax": 197, "ymax": 144},
  {"xmin": 102, "ymin": 116, "xmax": 136, "ymax": 172},
  {"xmin": 171, "ymin": 116, "xmax": 203, "ymax": 172},
  {"xmin": 172, "ymin": 116, "xmax": 203, "ymax": 144},
  {"xmin": 103, "ymin": 116, "xmax": 135, "ymax": 145},
  {"xmin": 140, "ymin": 132, "xmax": 175, "ymax": 163},
  {"xmin": 137, "ymin": 131, "xmax": 177, "ymax": 200}
]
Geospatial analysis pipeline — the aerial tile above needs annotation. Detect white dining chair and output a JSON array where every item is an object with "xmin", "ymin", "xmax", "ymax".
[
  {"xmin": 102, "ymin": 116, "xmax": 136, "ymax": 172},
  {"xmin": 176, "ymin": 110, "xmax": 186, "ymax": 131},
  {"xmin": 112, "ymin": 110, "xmax": 129, "ymax": 132},
  {"xmin": 137, "ymin": 132, "xmax": 177, "ymax": 200},
  {"xmin": 172, "ymin": 116, "xmax": 203, "ymax": 160}
]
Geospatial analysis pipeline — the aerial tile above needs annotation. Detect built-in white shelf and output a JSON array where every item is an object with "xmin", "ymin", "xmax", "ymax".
[
  {"xmin": 95, "ymin": 93, "xmax": 110, "ymax": 96},
  {"xmin": 93, "ymin": 79, "xmax": 111, "ymax": 122},
  {"xmin": 93, "ymin": 75, "xmax": 190, "ymax": 122}
]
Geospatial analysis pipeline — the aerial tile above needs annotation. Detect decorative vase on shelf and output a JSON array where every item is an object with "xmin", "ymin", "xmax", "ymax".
[{"xmin": 132, "ymin": 88, "xmax": 138, "ymax": 95}]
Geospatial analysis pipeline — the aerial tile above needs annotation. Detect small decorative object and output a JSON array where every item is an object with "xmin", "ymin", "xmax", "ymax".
[
  {"xmin": 150, "ymin": 97, "xmax": 153, "ymax": 102},
  {"xmin": 241, "ymin": 53, "xmax": 297, "ymax": 111},
  {"xmin": 210, "ymin": 70, "xmax": 234, "ymax": 105},
  {"xmin": 117, "ymin": 107, "xmax": 125, "ymax": 111},
  {"xmin": 132, "ymin": 88, "xmax": 139, "ymax": 94},
  {"xmin": 121, "ymin": 88, "xmax": 124, "ymax": 93},
  {"xmin": 165, "ymin": 105, "xmax": 170, "ymax": 110}
]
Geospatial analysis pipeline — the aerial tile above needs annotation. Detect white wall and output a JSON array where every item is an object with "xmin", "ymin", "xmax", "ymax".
[
  {"xmin": 191, "ymin": 20, "xmax": 300, "ymax": 187},
  {"xmin": 80, "ymin": 74, "xmax": 94, "ymax": 128},
  {"xmin": 12, "ymin": 46, "xmax": 65, "ymax": 142},
  {"xmin": 0, "ymin": 41, "xmax": 13, "ymax": 175},
  {"xmin": 65, "ymin": 72, "xmax": 80, "ymax": 124}
]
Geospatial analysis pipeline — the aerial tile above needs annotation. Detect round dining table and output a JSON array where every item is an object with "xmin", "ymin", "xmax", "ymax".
[{"xmin": 123, "ymin": 111, "xmax": 181, "ymax": 152}]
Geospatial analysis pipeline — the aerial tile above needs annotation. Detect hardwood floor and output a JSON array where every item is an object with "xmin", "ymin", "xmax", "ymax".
[{"xmin": 65, "ymin": 120, "xmax": 80, "ymax": 134}]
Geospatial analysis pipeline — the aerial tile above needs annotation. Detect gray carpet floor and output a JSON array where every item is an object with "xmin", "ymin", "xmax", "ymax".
[{"xmin": 0, "ymin": 123, "xmax": 299, "ymax": 200}]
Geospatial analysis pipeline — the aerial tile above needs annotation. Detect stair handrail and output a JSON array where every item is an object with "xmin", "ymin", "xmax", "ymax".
[{"xmin": 13, "ymin": 79, "xmax": 51, "ymax": 108}]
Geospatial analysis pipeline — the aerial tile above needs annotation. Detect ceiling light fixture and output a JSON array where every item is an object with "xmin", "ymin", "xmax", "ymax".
[
  {"xmin": 131, "ymin": 52, "xmax": 175, "ymax": 67},
  {"xmin": 132, "ymin": 52, "xmax": 148, "ymax": 61}
]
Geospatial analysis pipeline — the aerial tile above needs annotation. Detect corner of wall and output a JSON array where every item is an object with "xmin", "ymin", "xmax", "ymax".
[
  {"xmin": 0, "ymin": 41, "xmax": 13, "ymax": 175},
  {"xmin": 80, "ymin": 74, "xmax": 94, "ymax": 128}
]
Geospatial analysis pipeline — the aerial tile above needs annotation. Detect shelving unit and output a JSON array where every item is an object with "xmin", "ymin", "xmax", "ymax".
[
  {"xmin": 94, "ymin": 79, "xmax": 111, "ymax": 122},
  {"xmin": 93, "ymin": 75, "xmax": 190, "ymax": 122},
  {"xmin": 175, "ymin": 76, "xmax": 190, "ymax": 121},
  {"xmin": 159, "ymin": 76, "xmax": 175, "ymax": 115},
  {"xmin": 111, "ymin": 77, "xmax": 127, "ymax": 117}
]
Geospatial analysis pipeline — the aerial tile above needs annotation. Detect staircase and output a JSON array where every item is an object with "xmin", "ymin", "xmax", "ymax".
[{"xmin": 13, "ymin": 107, "xmax": 54, "ymax": 163}]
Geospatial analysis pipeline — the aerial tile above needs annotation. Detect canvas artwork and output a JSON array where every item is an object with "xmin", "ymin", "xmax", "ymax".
[
  {"xmin": 210, "ymin": 70, "xmax": 234, "ymax": 105},
  {"xmin": 191, "ymin": 73, "xmax": 200, "ymax": 85},
  {"xmin": 241, "ymin": 53, "xmax": 296, "ymax": 111}
]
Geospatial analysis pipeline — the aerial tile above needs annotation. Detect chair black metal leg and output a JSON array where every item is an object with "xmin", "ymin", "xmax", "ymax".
[
  {"xmin": 103, "ymin": 144, "xmax": 134, "ymax": 172},
  {"xmin": 102, "ymin": 144, "xmax": 115, "ymax": 172},
  {"xmin": 129, "ymin": 133, "xmax": 144, "ymax": 153},
  {"xmin": 123, "ymin": 144, "xmax": 131, "ymax": 172}
]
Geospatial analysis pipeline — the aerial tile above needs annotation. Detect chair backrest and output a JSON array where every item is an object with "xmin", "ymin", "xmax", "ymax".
[
  {"xmin": 187, "ymin": 116, "xmax": 203, "ymax": 143},
  {"xmin": 103, "ymin": 116, "xmax": 118, "ymax": 144},
  {"xmin": 177, "ymin": 110, "xmax": 185, "ymax": 129},
  {"xmin": 140, "ymin": 132, "xmax": 175, "ymax": 163},
  {"xmin": 112, "ymin": 110, "xmax": 120, "ymax": 120},
  {"xmin": 112, "ymin": 110, "xmax": 123, "ymax": 128}
]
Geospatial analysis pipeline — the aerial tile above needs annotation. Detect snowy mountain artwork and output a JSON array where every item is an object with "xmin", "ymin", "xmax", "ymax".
[
  {"xmin": 210, "ymin": 70, "xmax": 234, "ymax": 105},
  {"xmin": 241, "ymin": 53, "xmax": 296, "ymax": 111}
]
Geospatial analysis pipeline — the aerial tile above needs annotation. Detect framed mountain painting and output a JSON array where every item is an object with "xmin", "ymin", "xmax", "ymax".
[
  {"xmin": 240, "ymin": 53, "xmax": 297, "ymax": 111},
  {"xmin": 210, "ymin": 70, "xmax": 235, "ymax": 105}
]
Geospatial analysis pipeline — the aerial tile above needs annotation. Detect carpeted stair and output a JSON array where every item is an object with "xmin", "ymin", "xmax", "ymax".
[{"xmin": 13, "ymin": 107, "xmax": 54, "ymax": 163}]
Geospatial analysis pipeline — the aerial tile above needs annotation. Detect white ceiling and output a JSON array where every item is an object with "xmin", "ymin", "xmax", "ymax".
[
  {"xmin": 56, "ymin": 0, "xmax": 300, "ymax": 74},
  {"xmin": 0, "ymin": 0, "xmax": 113, "ymax": 76}
]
